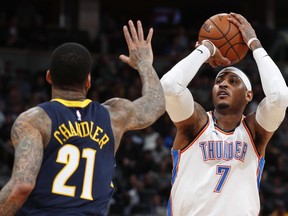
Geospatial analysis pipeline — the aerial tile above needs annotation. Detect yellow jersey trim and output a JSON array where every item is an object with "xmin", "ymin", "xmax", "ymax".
[{"xmin": 51, "ymin": 99, "xmax": 92, "ymax": 108}]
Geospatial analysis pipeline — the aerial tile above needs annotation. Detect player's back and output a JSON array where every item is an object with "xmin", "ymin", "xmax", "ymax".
[{"xmin": 16, "ymin": 99, "xmax": 115, "ymax": 216}]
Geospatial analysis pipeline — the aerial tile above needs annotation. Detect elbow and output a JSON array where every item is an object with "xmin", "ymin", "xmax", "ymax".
[
  {"xmin": 12, "ymin": 183, "xmax": 35, "ymax": 200},
  {"xmin": 160, "ymin": 74, "xmax": 172, "ymax": 96},
  {"xmin": 160, "ymin": 74, "xmax": 185, "ymax": 97},
  {"xmin": 267, "ymin": 88, "xmax": 288, "ymax": 108},
  {"xmin": 153, "ymin": 95, "xmax": 166, "ymax": 118}
]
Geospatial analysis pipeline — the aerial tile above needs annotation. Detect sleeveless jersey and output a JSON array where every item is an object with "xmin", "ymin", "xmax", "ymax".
[
  {"xmin": 16, "ymin": 99, "xmax": 115, "ymax": 216},
  {"xmin": 168, "ymin": 111, "xmax": 265, "ymax": 216}
]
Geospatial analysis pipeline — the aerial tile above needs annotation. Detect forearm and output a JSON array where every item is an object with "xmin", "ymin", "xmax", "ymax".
[
  {"xmin": 253, "ymin": 47, "xmax": 288, "ymax": 131},
  {"xmin": 253, "ymin": 48, "xmax": 288, "ymax": 107},
  {"xmin": 161, "ymin": 44, "xmax": 210, "ymax": 91},
  {"xmin": 0, "ymin": 181, "xmax": 26, "ymax": 216},
  {"xmin": 137, "ymin": 61, "xmax": 165, "ymax": 120},
  {"xmin": 160, "ymin": 44, "xmax": 210, "ymax": 122},
  {"xmin": 0, "ymin": 114, "xmax": 43, "ymax": 215}
]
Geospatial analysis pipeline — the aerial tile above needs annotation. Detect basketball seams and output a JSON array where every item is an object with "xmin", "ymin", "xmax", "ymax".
[
  {"xmin": 224, "ymin": 31, "xmax": 247, "ymax": 61},
  {"xmin": 209, "ymin": 17, "xmax": 230, "ymax": 38},
  {"xmin": 198, "ymin": 13, "xmax": 249, "ymax": 64},
  {"xmin": 205, "ymin": 18, "xmax": 240, "ymax": 61}
]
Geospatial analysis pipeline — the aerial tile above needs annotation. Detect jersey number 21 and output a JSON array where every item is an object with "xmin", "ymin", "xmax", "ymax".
[{"xmin": 52, "ymin": 144, "xmax": 96, "ymax": 200}]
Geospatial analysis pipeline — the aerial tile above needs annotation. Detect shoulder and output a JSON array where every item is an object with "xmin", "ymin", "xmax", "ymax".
[
  {"xmin": 13, "ymin": 106, "xmax": 52, "ymax": 146},
  {"xmin": 102, "ymin": 97, "xmax": 138, "ymax": 129},
  {"xmin": 17, "ymin": 106, "xmax": 50, "ymax": 125},
  {"xmin": 175, "ymin": 102, "xmax": 208, "ymax": 133},
  {"xmin": 102, "ymin": 97, "xmax": 134, "ymax": 118},
  {"xmin": 173, "ymin": 103, "xmax": 208, "ymax": 149},
  {"xmin": 102, "ymin": 97, "xmax": 132, "ymax": 108},
  {"xmin": 102, "ymin": 97, "xmax": 135, "ymax": 150}
]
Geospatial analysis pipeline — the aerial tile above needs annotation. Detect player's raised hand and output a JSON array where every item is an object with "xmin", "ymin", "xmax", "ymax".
[
  {"xmin": 119, "ymin": 20, "xmax": 153, "ymax": 70},
  {"xmin": 195, "ymin": 40, "xmax": 231, "ymax": 68},
  {"xmin": 228, "ymin": 13, "xmax": 257, "ymax": 46}
]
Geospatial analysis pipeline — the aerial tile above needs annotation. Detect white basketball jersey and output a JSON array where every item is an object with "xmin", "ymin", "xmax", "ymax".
[{"xmin": 168, "ymin": 112, "xmax": 265, "ymax": 216}]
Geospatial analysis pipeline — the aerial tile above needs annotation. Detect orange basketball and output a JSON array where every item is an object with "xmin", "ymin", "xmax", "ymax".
[{"xmin": 198, "ymin": 13, "xmax": 248, "ymax": 65}]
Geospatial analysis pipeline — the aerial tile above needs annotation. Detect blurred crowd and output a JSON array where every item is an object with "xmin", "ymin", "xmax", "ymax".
[{"xmin": 0, "ymin": 9, "xmax": 288, "ymax": 216}]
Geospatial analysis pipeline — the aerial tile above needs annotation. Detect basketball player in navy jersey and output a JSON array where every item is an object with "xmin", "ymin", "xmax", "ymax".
[
  {"xmin": 0, "ymin": 20, "xmax": 165, "ymax": 215},
  {"xmin": 161, "ymin": 13, "xmax": 288, "ymax": 215}
]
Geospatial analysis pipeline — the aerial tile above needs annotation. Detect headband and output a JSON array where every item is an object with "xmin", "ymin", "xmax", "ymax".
[{"xmin": 216, "ymin": 67, "xmax": 252, "ymax": 91}]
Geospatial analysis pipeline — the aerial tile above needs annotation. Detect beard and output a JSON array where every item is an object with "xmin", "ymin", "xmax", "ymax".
[{"xmin": 216, "ymin": 103, "xmax": 229, "ymax": 109}]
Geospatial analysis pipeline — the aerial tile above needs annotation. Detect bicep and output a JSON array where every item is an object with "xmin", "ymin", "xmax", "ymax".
[
  {"xmin": 255, "ymin": 97, "xmax": 286, "ymax": 132},
  {"xmin": 11, "ymin": 116, "xmax": 44, "ymax": 185}
]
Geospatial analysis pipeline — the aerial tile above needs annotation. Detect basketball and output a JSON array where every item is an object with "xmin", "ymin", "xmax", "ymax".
[{"xmin": 198, "ymin": 13, "xmax": 248, "ymax": 64}]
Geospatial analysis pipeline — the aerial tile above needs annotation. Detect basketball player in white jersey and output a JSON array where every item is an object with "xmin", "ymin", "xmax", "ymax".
[{"xmin": 160, "ymin": 12, "xmax": 288, "ymax": 216}]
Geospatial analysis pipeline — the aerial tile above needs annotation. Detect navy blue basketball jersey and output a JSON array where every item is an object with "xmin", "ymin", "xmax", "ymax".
[{"xmin": 16, "ymin": 99, "xmax": 115, "ymax": 216}]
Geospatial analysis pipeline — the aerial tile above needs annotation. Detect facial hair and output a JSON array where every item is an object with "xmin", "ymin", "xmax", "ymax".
[{"xmin": 217, "ymin": 103, "xmax": 229, "ymax": 109}]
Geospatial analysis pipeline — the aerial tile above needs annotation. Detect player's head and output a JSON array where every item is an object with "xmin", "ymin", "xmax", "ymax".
[
  {"xmin": 217, "ymin": 67, "xmax": 252, "ymax": 91},
  {"xmin": 212, "ymin": 66, "xmax": 253, "ymax": 111},
  {"xmin": 48, "ymin": 42, "xmax": 92, "ymax": 91}
]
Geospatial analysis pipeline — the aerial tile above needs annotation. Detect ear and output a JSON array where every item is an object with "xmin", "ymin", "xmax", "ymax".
[
  {"xmin": 46, "ymin": 70, "xmax": 52, "ymax": 85},
  {"xmin": 246, "ymin": 90, "xmax": 253, "ymax": 103},
  {"xmin": 85, "ymin": 73, "xmax": 91, "ymax": 90}
]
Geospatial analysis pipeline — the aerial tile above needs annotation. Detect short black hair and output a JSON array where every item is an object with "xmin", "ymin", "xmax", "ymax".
[{"xmin": 49, "ymin": 42, "xmax": 92, "ymax": 90}]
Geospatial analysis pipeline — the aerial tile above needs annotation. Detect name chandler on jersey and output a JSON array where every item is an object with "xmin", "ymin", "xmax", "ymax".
[
  {"xmin": 54, "ymin": 120, "xmax": 109, "ymax": 148},
  {"xmin": 199, "ymin": 140, "xmax": 248, "ymax": 162}
]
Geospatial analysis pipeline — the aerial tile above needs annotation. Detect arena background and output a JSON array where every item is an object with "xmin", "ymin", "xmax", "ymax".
[{"xmin": 0, "ymin": 0, "xmax": 287, "ymax": 215}]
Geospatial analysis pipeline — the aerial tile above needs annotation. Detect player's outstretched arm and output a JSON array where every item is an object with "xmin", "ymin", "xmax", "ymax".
[
  {"xmin": 0, "ymin": 107, "xmax": 46, "ymax": 215},
  {"xmin": 230, "ymin": 13, "xmax": 288, "ymax": 154},
  {"xmin": 118, "ymin": 20, "xmax": 165, "ymax": 128},
  {"xmin": 103, "ymin": 20, "xmax": 165, "ymax": 151}
]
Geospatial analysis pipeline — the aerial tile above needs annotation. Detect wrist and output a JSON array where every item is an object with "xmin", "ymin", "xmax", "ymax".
[
  {"xmin": 247, "ymin": 38, "xmax": 262, "ymax": 51},
  {"xmin": 137, "ymin": 60, "xmax": 152, "ymax": 70},
  {"xmin": 202, "ymin": 40, "xmax": 216, "ymax": 56}
]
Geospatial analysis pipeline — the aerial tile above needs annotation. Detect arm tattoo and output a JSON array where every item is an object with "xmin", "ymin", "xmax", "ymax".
[
  {"xmin": 0, "ymin": 109, "xmax": 44, "ymax": 215},
  {"xmin": 12, "ymin": 120, "xmax": 43, "ymax": 185},
  {"xmin": 127, "ymin": 61, "xmax": 165, "ymax": 130}
]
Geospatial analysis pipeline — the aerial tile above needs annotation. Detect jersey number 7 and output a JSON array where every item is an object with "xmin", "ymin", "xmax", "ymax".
[{"xmin": 214, "ymin": 165, "xmax": 231, "ymax": 193}]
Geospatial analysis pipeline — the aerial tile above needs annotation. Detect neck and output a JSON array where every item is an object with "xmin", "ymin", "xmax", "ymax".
[
  {"xmin": 51, "ymin": 88, "xmax": 87, "ymax": 101},
  {"xmin": 213, "ymin": 109, "xmax": 243, "ymax": 131}
]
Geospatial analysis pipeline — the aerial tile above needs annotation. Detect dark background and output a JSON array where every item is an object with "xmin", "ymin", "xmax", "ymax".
[{"xmin": 0, "ymin": 1, "xmax": 288, "ymax": 215}]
